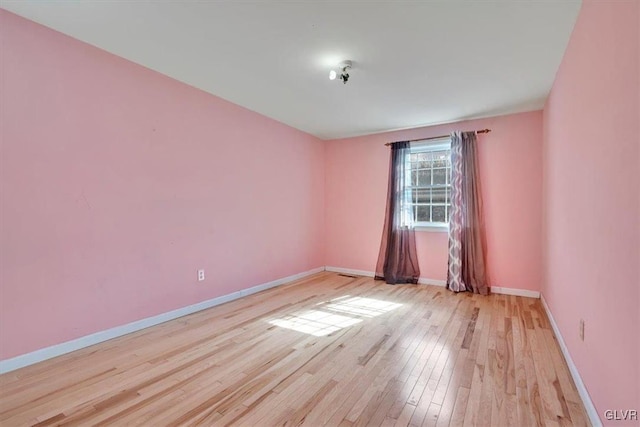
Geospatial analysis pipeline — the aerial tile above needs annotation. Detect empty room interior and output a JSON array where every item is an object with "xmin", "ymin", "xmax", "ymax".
[{"xmin": 0, "ymin": 1, "xmax": 638, "ymax": 426}]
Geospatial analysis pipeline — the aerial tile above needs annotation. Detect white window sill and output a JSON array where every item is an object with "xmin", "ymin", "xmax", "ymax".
[{"xmin": 414, "ymin": 224, "xmax": 449, "ymax": 233}]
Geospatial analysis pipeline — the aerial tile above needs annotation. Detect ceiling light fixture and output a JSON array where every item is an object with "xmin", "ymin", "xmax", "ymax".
[{"xmin": 329, "ymin": 60, "xmax": 352, "ymax": 84}]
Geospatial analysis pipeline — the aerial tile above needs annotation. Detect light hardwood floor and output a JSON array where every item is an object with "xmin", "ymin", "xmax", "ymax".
[{"xmin": 0, "ymin": 272, "xmax": 589, "ymax": 426}]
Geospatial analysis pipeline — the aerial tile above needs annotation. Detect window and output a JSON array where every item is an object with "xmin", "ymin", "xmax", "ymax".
[{"xmin": 406, "ymin": 138, "xmax": 452, "ymax": 229}]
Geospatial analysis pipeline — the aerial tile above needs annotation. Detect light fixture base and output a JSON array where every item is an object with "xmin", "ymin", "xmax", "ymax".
[{"xmin": 329, "ymin": 60, "xmax": 353, "ymax": 84}]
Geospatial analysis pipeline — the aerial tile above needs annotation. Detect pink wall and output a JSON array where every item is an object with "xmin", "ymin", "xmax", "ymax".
[
  {"xmin": 542, "ymin": 0, "xmax": 639, "ymax": 423},
  {"xmin": 325, "ymin": 111, "xmax": 543, "ymax": 291},
  {"xmin": 0, "ymin": 10, "xmax": 325, "ymax": 360}
]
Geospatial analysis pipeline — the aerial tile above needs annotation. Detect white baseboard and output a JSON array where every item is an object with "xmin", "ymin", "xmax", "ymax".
[
  {"xmin": 540, "ymin": 295, "xmax": 601, "ymax": 427},
  {"xmin": 324, "ymin": 266, "xmax": 539, "ymax": 297},
  {"xmin": 325, "ymin": 266, "xmax": 446, "ymax": 286},
  {"xmin": 0, "ymin": 266, "xmax": 325, "ymax": 374},
  {"xmin": 490, "ymin": 286, "xmax": 540, "ymax": 298},
  {"xmin": 417, "ymin": 277, "xmax": 447, "ymax": 286},
  {"xmin": 325, "ymin": 266, "xmax": 376, "ymax": 278}
]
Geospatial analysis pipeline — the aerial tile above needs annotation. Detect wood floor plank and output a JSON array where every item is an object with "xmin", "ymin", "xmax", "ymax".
[{"xmin": 0, "ymin": 272, "xmax": 590, "ymax": 426}]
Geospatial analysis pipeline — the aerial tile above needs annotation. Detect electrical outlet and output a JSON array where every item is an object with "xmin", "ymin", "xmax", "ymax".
[
  {"xmin": 579, "ymin": 319, "xmax": 585, "ymax": 341},
  {"xmin": 197, "ymin": 269, "xmax": 205, "ymax": 282}
]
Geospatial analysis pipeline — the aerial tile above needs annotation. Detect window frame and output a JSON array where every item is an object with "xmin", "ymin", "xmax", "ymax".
[{"xmin": 406, "ymin": 137, "xmax": 452, "ymax": 232}]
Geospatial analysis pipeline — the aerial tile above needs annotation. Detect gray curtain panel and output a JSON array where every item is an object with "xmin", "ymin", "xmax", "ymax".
[
  {"xmin": 447, "ymin": 131, "xmax": 489, "ymax": 295},
  {"xmin": 375, "ymin": 141, "xmax": 420, "ymax": 284}
]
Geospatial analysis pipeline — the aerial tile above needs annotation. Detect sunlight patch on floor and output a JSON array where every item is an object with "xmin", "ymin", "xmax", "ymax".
[
  {"xmin": 268, "ymin": 295, "xmax": 402, "ymax": 336},
  {"xmin": 269, "ymin": 310, "xmax": 362, "ymax": 337},
  {"xmin": 324, "ymin": 296, "xmax": 402, "ymax": 318}
]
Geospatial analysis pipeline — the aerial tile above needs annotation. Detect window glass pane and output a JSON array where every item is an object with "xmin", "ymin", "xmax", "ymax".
[
  {"xmin": 416, "ymin": 205, "xmax": 431, "ymax": 222},
  {"xmin": 432, "ymin": 150, "xmax": 449, "ymax": 168},
  {"xmin": 432, "ymin": 168, "xmax": 447, "ymax": 185},
  {"xmin": 432, "ymin": 188, "xmax": 447, "ymax": 204},
  {"xmin": 411, "ymin": 153, "xmax": 428, "ymax": 169},
  {"xmin": 417, "ymin": 169, "xmax": 431, "ymax": 186},
  {"xmin": 423, "ymin": 159, "xmax": 435, "ymax": 170},
  {"xmin": 412, "ymin": 189, "xmax": 430, "ymax": 203},
  {"xmin": 432, "ymin": 206, "xmax": 446, "ymax": 222},
  {"xmin": 411, "ymin": 170, "xmax": 418, "ymax": 186}
]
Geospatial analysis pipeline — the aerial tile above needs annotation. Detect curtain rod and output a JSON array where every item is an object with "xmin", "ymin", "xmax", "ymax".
[{"xmin": 384, "ymin": 129, "xmax": 491, "ymax": 146}]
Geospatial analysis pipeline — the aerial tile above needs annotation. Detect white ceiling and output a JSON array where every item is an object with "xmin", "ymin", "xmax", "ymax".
[{"xmin": 1, "ymin": 0, "xmax": 581, "ymax": 140}]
